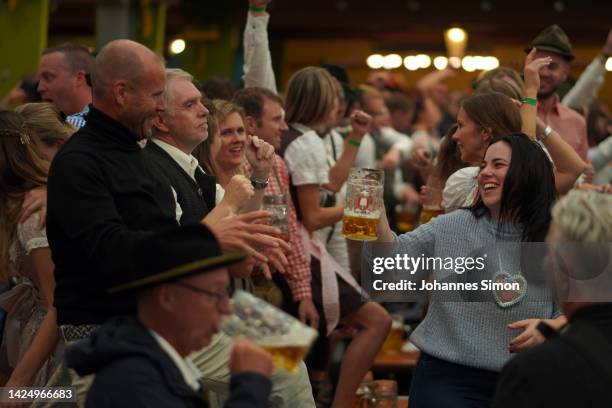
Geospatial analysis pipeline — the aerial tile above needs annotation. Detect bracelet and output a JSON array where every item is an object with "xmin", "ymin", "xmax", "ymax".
[
  {"xmin": 521, "ymin": 97, "xmax": 537, "ymax": 107},
  {"xmin": 537, "ymin": 125, "xmax": 553, "ymax": 142},
  {"xmin": 251, "ymin": 178, "xmax": 269, "ymax": 190},
  {"xmin": 347, "ymin": 138, "xmax": 361, "ymax": 147},
  {"xmin": 249, "ymin": 5, "xmax": 267, "ymax": 12}
]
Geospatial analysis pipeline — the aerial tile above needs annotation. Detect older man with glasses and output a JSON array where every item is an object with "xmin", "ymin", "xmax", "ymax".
[{"xmin": 66, "ymin": 224, "xmax": 273, "ymax": 408}]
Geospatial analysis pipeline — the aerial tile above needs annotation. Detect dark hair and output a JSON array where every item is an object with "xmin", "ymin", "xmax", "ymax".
[
  {"xmin": 409, "ymin": 92, "xmax": 426, "ymax": 127},
  {"xmin": 200, "ymin": 77, "xmax": 235, "ymax": 101},
  {"xmin": 43, "ymin": 42, "xmax": 93, "ymax": 75},
  {"xmin": 232, "ymin": 87, "xmax": 284, "ymax": 121},
  {"xmin": 470, "ymin": 133, "xmax": 557, "ymax": 242},
  {"xmin": 431, "ymin": 124, "xmax": 467, "ymax": 184},
  {"xmin": 586, "ymin": 100, "xmax": 610, "ymax": 147},
  {"xmin": 385, "ymin": 92, "xmax": 413, "ymax": 114},
  {"xmin": 462, "ymin": 92, "xmax": 521, "ymax": 135}
]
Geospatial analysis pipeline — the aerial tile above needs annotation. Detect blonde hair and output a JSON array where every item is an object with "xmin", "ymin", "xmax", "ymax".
[
  {"xmin": 207, "ymin": 99, "xmax": 245, "ymax": 176},
  {"xmin": 475, "ymin": 67, "xmax": 525, "ymax": 99},
  {"xmin": 551, "ymin": 190, "xmax": 612, "ymax": 243},
  {"xmin": 14, "ymin": 103, "xmax": 76, "ymax": 149},
  {"xmin": 285, "ymin": 66, "xmax": 337, "ymax": 125},
  {"xmin": 0, "ymin": 110, "xmax": 49, "ymax": 281}
]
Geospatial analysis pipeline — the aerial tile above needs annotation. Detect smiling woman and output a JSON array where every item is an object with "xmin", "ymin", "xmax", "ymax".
[
  {"xmin": 210, "ymin": 99, "xmax": 248, "ymax": 187},
  {"xmin": 372, "ymin": 133, "xmax": 562, "ymax": 407}
]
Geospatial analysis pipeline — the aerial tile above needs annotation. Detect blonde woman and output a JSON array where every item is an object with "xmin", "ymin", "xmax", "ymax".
[
  {"xmin": 0, "ymin": 110, "xmax": 61, "ymax": 388},
  {"xmin": 15, "ymin": 102, "xmax": 76, "ymax": 161},
  {"xmin": 280, "ymin": 66, "xmax": 391, "ymax": 408}
]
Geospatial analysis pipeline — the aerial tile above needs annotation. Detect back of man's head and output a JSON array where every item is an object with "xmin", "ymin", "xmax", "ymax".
[{"xmin": 233, "ymin": 87, "xmax": 283, "ymax": 121}]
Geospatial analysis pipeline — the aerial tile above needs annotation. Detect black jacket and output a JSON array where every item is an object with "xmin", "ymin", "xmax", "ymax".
[
  {"xmin": 493, "ymin": 304, "xmax": 612, "ymax": 408},
  {"xmin": 47, "ymin": 106, "xmax": 178, "ymax": 325},
  {"xmin": 143, "ymin": 141, "xmax": 217, "ymax": 225},
  {"xmin": 66, "ymin": 316, "xmax": 271, "ymax": 408}
]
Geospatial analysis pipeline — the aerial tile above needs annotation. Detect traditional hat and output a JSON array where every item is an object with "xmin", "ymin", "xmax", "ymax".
[
  {"xmin": 525, "ymin": 24, "xmax": 574, "ymax": 61},
  {"xmin": 109, "ymin": 224, "xmax": 246, "ymax": 294}
]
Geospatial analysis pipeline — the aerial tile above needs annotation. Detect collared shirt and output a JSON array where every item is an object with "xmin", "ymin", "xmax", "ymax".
[
  {"xmin": 538, "ymin": 94, "xmax": 589, "ymax": 161},
  {"xmin": 66, "ymin": 105, "xmax": 90, "ymax": 129},
  {"xmin": 245, "ymin": 154, "xmax": 312, "ymax": 300},
  {"xmin": 149, "ymin": 329, "xmax": 202, "ymax": 391},
  {"xmin": 152, "ymin": 138, "xmax": 200, "ymax": 180},
  {"xmin": 151, "ymin": 138, "xmax": 206, "ymax": 223}
]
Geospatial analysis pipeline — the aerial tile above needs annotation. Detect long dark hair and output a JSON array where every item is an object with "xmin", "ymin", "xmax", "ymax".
[
  {"xmin": 470, "ymin": 133, "xmax": 557, "ymax": 242},
  {"xmin": 431, "ymin": 124, "xmax": 467, "ymax": 185}
]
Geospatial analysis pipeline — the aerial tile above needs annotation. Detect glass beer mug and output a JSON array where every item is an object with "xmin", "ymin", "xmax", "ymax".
[
  {"xmin": 343, "ymin": 168, "xmax": 384, "ymax": 241},
  {"xmin": 220, "ymin": 290, "xmax": 318, "ymax": 373},
  {"xmin": 262, "ymin": 194, "xmax": 289, "ymax": 242}
]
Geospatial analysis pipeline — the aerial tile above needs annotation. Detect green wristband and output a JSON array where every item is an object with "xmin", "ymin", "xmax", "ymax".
[
  {"xmin": 249, "ymin": 5, "xmax": 267, "ymax": 12},
  {"xmin": 521, "ymin": 97, "xmax": 537, "ymax": 107},
  {"xmin": 347, "ymin": 138, "xmax": 361, "ymax": 147}
]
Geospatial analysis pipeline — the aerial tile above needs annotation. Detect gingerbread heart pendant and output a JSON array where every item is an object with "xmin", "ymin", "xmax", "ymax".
[{"xmin": 492, "ymin": 272, "xmax": 527, "ymax": 308}]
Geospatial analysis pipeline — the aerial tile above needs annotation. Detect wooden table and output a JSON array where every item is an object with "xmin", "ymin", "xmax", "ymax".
[{"xmin": 372, "ymin": 344, "xmax": 420, "ymax": 374}]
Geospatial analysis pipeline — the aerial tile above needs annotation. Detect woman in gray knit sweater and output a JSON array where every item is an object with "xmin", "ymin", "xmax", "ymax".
[{"xmin": 375, "ymin": 134, "xmax": 566, "ymax": 408}]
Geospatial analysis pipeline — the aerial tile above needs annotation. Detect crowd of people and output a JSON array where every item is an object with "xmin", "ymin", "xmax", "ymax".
[{"xmin": 0, "ymin": 0, "xmax": 611, "ymax": 407}]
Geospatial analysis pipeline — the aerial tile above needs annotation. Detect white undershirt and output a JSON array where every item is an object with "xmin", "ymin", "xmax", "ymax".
[{"xmin": 149, "ymin": 329, "xmax": 202, "ymax": 391}]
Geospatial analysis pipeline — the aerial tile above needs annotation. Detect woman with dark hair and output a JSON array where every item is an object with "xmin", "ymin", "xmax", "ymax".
[
  {"xmin": 374, "ymin": 133, "xmax": 565, "ymax": 407},
  {"xmin": 435, "ymin": 53, "xmax": 586, "ymax": 213},
  {"xmin": 0, "ymin": 110, "xmax": 61, "ymax": 388}
]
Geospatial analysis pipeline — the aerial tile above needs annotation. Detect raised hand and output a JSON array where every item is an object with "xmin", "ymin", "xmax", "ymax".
[
  {"xmin": 524, "ymin": 48, "xmax": 552, "ymax": 95},
  {"xmin": 348, "ymin": 110, "xmax": 372, "ymax": 141},
  {"xmin": 245, "ymin": 135, "xmax": 275, "ymax": 180}
]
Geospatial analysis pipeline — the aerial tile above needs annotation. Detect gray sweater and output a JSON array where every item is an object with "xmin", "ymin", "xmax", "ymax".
[{"xmin": 393, "ymin": 209, "xmax": 558, "ymax": 372}]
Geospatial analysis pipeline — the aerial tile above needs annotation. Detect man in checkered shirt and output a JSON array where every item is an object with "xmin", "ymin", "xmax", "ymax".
[{"xmin": 236, "ymin": 87, "xmax": 320, "ymax": 329}]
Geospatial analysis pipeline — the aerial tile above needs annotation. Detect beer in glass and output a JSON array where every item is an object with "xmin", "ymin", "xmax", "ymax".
[
  {"xmin": 343, "ymin": 168, "xmax": 384, "ymax": 241},
  {"xmin": 220, "ymin": 290, "xmax": 318, "ymax": 373}
]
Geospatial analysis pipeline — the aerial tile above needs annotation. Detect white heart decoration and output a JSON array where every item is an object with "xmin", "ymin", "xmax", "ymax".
[{"xmin": 492, "ymin": 272, "xmax": 527, "ymax": 308}]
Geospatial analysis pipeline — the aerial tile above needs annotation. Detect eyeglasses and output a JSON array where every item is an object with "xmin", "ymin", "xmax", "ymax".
[{"xmin": 174, "ymin": 281, "xmax": 230, "ymax": 307}]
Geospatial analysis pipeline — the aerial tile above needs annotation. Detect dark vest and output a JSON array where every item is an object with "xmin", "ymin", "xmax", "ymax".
[
  {"xmin": 278, "ymin": 126, "xmax": 306, "ymax": 221},
  {"xmin": 143, "ymin": 142, "xmax": 216, "ymax": 225}
]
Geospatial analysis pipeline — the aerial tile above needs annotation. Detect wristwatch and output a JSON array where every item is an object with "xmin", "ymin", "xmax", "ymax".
[
  {"xmin": 537, "ymin": 125, "xmax": 553, "ymax": 142},
  {"xmin": 251, "ymin": 178, "xmax": 269, "ymax": 190}
]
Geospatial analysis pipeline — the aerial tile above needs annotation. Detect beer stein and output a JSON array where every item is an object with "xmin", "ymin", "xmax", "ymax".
[
  {"xmin": 262, "ymin": 194, "xmax": 289, "ymax": 242},
  {"xmin": 220, "ymin": 290, "xmax": 318, "ymax": 373},
  {"xmin": 418, "ymin": 180, "xmax": 443, "ymax": 226},
  {"xmin": 343, "ymin": 168, "xmax": 384, "ymax": 241}
]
